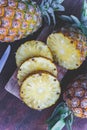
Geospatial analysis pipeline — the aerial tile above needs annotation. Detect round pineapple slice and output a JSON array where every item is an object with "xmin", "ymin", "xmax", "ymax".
[
  {"xmin": 17, "ymin": 57, "xmax": 57, "ymax": 85},
  {"xmin": 16, "ymin": 40, "xmax": 53, "ymax": 67},
  {"xmin": 20, "ymin": 72, "xmax": 61, "ymax": 110},
  {"xmin": 47, "ymin": 33, "xmax": 83, "ymax": 70}
]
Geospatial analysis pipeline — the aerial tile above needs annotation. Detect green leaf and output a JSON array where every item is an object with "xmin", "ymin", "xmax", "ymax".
[
  {"xmin": 81, "ymin": 0, "xmax": 87, "ymax": 25},
  {"xmin": 56, "ymin": 0, "xmax": 64, "ymax": 4},
  {"xmin": 47, "ymin": 8, "xmax": 56, "ymax": 24},
  {"xmin": 47, "ymin": 102, "xmax": 74, "ymax": 130},
  {"xmin": 51, "ymin": 119, "xmax": 65, "ymax": 130},
  {"xmin": 80, "ymin": 24, "xmax": 87, "ymax": 36},
  {"xmin": 59, "ymin": 15, "xmax": 73, "ymax": 22},
  {"xmin": 43, "ymin": 11, "xmax": 51, "ymax": 25},
  {"xmin": 46, "ymin": 102, "xmax": 70, "ymax": 127},
  {"xmin": 56, "ymin": 4, "xmax": 65, "ymax": 11},
  {"xmin": 47, "ymin": 102, "xmax": 66, "ymax": 122},
  {"xmin": 49, "ymin": 0, "xmax": 53, "ymax": 4},
  {"xmin": 40, "ymin": 0, "xmax": 46, "ymax": 6},
  {"xmin": 70, "ymin": 15, "xmax": 81, "ymax": 26},
  {"xmin": 40, "ymin": 0, "xmax": 65, "ymax": 25},
  {"xmin": 65, "ymin": 113, "xmax": 74, "ymax": 130}
]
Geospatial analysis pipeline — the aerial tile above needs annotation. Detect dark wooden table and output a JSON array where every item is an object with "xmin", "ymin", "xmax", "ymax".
[{"xmin": 0, "ymin": 0, "xmax": 87, "ymax": 130}]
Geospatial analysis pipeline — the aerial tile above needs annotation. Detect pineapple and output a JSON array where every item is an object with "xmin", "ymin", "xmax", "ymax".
[
  {"xmin": 47, "ymin": 0, "xmax": 87, "ymax": 70},
  {"xmin": 15, "ymin": 40, "xmax": 53, "ymax": 67},
  {"xmin": 63, "ymin": 74, "xmax": 87, "ymax": 118},
  {"xmin": 17, "ymin": 57, "xmax": 57, "ymax": 85},
  {"xmin": 47, "ymin": 33, "xmax": 87, "ymax": 70},
  {"xmin": 20, "ymin": 72, "xmax": 61, "ymax": 110},
  {"xmin": 0, "ymin": 0, "xmax": 64, "ymax": 42},
  {"xmin": 47, "ymin": 74, "xmax": 87, "ymax": 130}
]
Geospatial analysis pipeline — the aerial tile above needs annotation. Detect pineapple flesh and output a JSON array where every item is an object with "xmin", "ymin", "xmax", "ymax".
[
  {"xmin": 63, "ymin": 74, "xmax": 87, "ymax": 118},
  {"xmin": 47, "ymin": 32, "xmax": 87, "ymax": 70},
  {"xmin": 15, "ymin": 40, "xmax": 53, "ymax": 67},
  {"xmin": 0, "ymin": 0, "xmax": 42, "ymax": 42},
  {"xmin": 20, "ymin": 72, "xmax": 61, "ymax": 110},
  {"xmin": 17, "ymin": 57, "xmax": 57, "ymax": 85}
]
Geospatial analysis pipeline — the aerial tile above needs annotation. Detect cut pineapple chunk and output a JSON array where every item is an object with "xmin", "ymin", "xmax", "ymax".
[
  {"xmin": 17, "ymin": 57, "xmax": 57, "ymax": 85},
  {"xmin": 20, "ymin": 72, "xmax": 61, "ymax": 110},
  {"xmin": 47, "ymin": 33, "xmax": 81, "ymax": 70},
  {"xmin": 16, "ymin": 40, "xmax": 53, "ymax": 67}
]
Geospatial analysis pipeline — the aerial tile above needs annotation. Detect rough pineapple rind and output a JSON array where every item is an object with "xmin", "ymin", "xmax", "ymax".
[
  {"xmin": 0, "ymin": 0, "xmax": 42, "ymax": 42},
  {"xmin": 47, "ymin": 33, "xmax": 83, "ymax": 70},
  {"xmin": 15, "ymin": 40, "xmax": 53, "ymax": 67},
  {"xmin": 20, "ymin": 72, "xmax": 61, "ymax": 110},
  {"xmin": 17, "ymin": 57, "xmax": 57, "ymax": 85},
  {"xmin": 63, "ymin": 74, "xmax": 87, "ymax": 118}
]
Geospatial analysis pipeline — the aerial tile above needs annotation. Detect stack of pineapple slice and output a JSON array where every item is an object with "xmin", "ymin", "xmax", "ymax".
[{"xmin": 16, "ymin": 40, "xmax": 61, "ymax": 110}]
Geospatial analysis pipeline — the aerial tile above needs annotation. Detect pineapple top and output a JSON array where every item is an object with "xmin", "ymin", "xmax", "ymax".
[{"xmin": 60, "ymin": 0, "xmax": 87, "ymax": 37}]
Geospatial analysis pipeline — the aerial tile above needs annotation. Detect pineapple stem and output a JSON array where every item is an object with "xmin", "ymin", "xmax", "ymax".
[
  {"xmin": 39, "ymin": 0, "xmax": 65, "ymax": 25},
  {"xmin": 46, "ymin": 102, "xmax": 74, "ymax": 130}
]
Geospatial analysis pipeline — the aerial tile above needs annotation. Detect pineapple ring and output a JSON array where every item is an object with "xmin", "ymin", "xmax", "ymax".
[
  {"xmin": 16, "ymin": 40, "xmax": 53, "ymax": 67},
  {"xmin": 17, "ymin": 57, "xmax": 57, "ymax": 85},
  {"xmin": 47, "ymin": 33, "xmax": 82, "ymax": 70},
  {"xmin": 20, "ymin": 72, "xmax": 61, "ymax": 110}
]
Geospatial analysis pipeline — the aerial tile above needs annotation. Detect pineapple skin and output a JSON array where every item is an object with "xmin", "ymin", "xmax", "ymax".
[
  {"xmin": 20, "ymin": 72, "xmax": 61, "ymax": 110},
  {"xmin": 47, "ymin": 28, "xmax": 87, "ymax": 70},
  {"xmin": 0, "ymin": 0, "xmax": 42, "ymax": 42},
  {"xmin": 63, "ymin": 74, "xmax": 87, "ymax": 118},
  {"xmin": 61, "ymin": 27, "xmax": 87, "ymax": 62}
]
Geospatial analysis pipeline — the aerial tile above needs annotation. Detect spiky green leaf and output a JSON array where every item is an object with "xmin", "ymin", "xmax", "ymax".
[
  {"xmin": 51, "ymin": 119, "xmax": 65, "ymax": 130},
  {"xmin": 70, "ymin": 15, "xmax": 81, "ymax": 26},
  {"xmin": 40, "ymin": 0, "xmax": 65, "ymax": 25},
  {"xmin": 56, "ymin": 0, "xmax": 64, "ymax": 4},
  {"xmin": 80, "ymin": 24, "xmax": 87, "ymax": 36},
  {"xmin": 65, "ymin": 113, "xmax": 74, "ymax": 130},
  {"xmin": 47, "ymin": 7, "xmax": 56, "ymax": 24},
  {"xmin": 47, "ymin": 102, "xmax": 68, "ymax": 122},
  {"xmin": 81, "ymin": 0, "xmax": 87, "ymax": 26},
  {"xmin": 43, "ymin": 11, "xmax": 51, "ymax": 25},
  {"xmin": 46, "ymin": 102, "xmax": 73, "ymax": 130},
  {"xmin": 56, "ymin": 4, "xmax": 65, "ymax": 11},
  {"xmin": 59, "ymin": 15, "xmax": 73, "ymax": 22},
  {"xmin": 49, "ymin": 0, "xmax": 53, "ymax": 4}
]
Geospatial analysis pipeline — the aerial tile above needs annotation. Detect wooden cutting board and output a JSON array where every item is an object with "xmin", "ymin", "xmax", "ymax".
[{"xmin": 5, "ymin": 26, "xmax": 87, "ymax": 130}]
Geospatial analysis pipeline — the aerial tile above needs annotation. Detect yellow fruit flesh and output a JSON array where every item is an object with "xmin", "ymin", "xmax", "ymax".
[
  {"xmin": 47, "ymin": 33, "xmax": 82, "ymax": 69},
  {"xmin": 16, "ymin": 40, "xmax": 53, "ymax": 67},
  {"xmin": 17, "ymin": 57, "xmax": 57, "ymax": 85},
  {"xmin": 20, "ymin": 73, "xmax": 61, "ymax": 110}
]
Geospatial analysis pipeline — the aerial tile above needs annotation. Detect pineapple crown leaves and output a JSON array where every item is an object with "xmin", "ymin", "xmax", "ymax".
[
  {"xmin": 59, "ymin": 0, "xmax": 87, "ymax": 37},
  {"xmin": 46, "ymin": 102, "xmax": 74, "ymax": 130},
  {"xmin": 39, "ymin": 0, "xmax": 65, "ymax": 25}
]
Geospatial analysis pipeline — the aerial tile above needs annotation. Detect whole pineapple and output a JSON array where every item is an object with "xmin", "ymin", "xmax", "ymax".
[
  {"xmin": 47, "ymin": 0, "xmax": 87, "ymax": 70},
  {"xmin": 0, "ymin": 0, "xmax": 64, "ymax": 42},
  {"xmin": 47, "ymin": 74, "xmax": 87, "ymax": 130}
]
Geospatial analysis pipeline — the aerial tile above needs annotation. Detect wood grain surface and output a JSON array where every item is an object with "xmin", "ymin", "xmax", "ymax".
[{"xmin": 0, "ymin": 0, "xmax": 87, "ymax": 130}]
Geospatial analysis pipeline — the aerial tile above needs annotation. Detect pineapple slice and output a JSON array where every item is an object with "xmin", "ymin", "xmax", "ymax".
[
  {"xmin": 17, "ymin": 57, "xmax": 57, "ymax": 85},
  {"xmin": 20, "ymin": 72, "xmax": 61, "ymax": 110},
  {"xmin": 47, "ymin": 33, "xmax": 82, "ymax": 70},
  {"xmin": 16, "ymin": 40, "xmax": 53, "ymax": 67}
]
